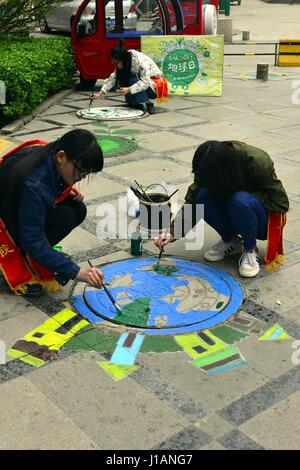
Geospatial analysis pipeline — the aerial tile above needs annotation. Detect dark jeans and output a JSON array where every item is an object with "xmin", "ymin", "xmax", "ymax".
[
  {"xmin": 45, "ymin": 199, "xmax": 87, "ymax": 247},
  {"xmin": 196, "ymin": 189, "xmax": 268, "ymax": 251},
  {"xmin": 125, "ymin": 75, "xmax": 157, "ymax": 106}
]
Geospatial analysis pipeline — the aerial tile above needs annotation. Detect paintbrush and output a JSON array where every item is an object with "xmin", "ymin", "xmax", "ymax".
[
  {"xmin": 167, "ymin": 188, "xmax": 179, "ymax": 200},
  {"xmin": 88, "ymin": 85, "xmax": 96, "ymax": 111},
  {"xmin": 134, "ymin": 180, "xmax": 153, "ymax": 202},
  {"xmin": 88, "ymin": 261, "xmax": 123, "ymax": 315},
  {"xmin": 157, "ymin": 245, "xmax": 164, "ymax": 265},
  {"xmin": 130, "ymin": 185, "xmax": 144, "ymax": 200}
]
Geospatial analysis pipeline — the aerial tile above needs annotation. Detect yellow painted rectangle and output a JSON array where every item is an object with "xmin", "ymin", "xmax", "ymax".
[
  {"xmin": 174, "ymin": 331, "xmax": 228, "ymax": 359},
  {"xmin": 24, "ymin": 308, "xmax": 88, "ymax": 349}
]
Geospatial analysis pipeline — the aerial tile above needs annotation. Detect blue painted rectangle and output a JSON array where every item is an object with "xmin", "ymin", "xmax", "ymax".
[{"xmin": 111, "ymin": 333, "xmax": 145, "ymax": 366}]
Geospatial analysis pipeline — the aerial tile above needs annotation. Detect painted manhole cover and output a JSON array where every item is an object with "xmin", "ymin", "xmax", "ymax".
[
  {"xmin": 98, "ymin": 137, "xmax": 137, "ymax": 157},
  {"xmin": 73, "ymin": 257, "xmax": 244, "ymax": 335},
  {"xmin": 76, "ymin": 106, "xmax": 147, "ymax": 121},
  {"xmin": 240, "ymin": 72, "xmax": 287, "ymax": 80}
]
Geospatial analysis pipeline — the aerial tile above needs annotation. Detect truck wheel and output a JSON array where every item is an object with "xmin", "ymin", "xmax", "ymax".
[
  {"xmin": 70, "ymin": 16, "xmax": 75, "ymax": 31},
  {"xmin": 39, "ymin": 18, "xmax": 51, "ymax": 34},
  {"xmin": 79, "ymin": 75, "xmax": 97, "ymax": 91},
  {"xmin": 203, "ymin": 5, "xmax": 218, "ymax": 35}
]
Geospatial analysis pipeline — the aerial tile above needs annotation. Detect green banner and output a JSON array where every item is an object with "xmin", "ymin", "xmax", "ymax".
[{"xmin": 141, "ymin": 35, "xmax": 224, "ymax": 96}]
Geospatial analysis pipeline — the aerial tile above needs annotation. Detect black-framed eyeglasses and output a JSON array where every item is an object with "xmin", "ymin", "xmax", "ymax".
[{"xmin": 72, "ymin": 160, "xmax": 91, "ymax": 178}]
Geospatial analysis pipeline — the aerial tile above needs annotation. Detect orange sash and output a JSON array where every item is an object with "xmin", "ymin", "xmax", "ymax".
[
  {"xmin": 264, "ymin": 212, "xmax": 286, "ymax": 272},
  {"xmin": 151, "ymin": 76, "xmax": 168, "ymax": 103}
]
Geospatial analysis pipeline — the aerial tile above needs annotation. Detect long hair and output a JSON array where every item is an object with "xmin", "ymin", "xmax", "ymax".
[
  {"xmin": 54, "ymin": 129, "xmax": 103, "ymax": 174},
  {"xmin": 192, "ymin": 140, "xmax": 246, "ymax": 198},
  {"xmin": 110, "ymin": 39, "xmax": 132, "ymax": 87}
]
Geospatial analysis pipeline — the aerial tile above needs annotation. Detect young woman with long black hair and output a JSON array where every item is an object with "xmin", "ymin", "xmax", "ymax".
[
  {"xmin": 155, "ymin": 140, "xmax": 289, "ymax": 277},
  {"xmin": 91, "ymin": 39, "xmax": 168, "ymax": 114},
  {"xmin": 0, "ymin": 129, "xmax": 104, "ymax": 297}
]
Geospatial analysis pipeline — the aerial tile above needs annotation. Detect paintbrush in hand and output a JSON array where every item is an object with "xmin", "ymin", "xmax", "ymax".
[
  {"xmin": 88, "ymin": 261, "xmax": 123, "ymax": 315},
  {"xmin": 157, "ymin": 245, "xmax": 164, "ymax": 265},
  {"xmin": 88, "ymin": 85, "xmax": 95, "ymax": 111}
]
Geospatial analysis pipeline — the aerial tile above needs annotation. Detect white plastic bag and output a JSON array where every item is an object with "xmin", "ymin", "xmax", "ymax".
[{"xmin": 127, "ymin": 188, "xmax": 140, "ymax": 217}]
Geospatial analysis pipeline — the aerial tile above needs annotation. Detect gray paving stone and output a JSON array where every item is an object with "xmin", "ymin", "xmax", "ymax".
[
  {"xmin": 219, "ymin": 430, "xmax": 265, "ymax": 450},
  {"xmin": 58, "ymin": 226, "xmax": 108, "ymax": 255},
  {"xmin": 219, "ymin": 366, "xmax": 300, "ymax": 426},
  {"xmin": 194, "ymin": 413, "xmax": 234, "ymax": 440},
  {"xmin": 28, "ymin": 351, "xmax": 189, "ymax": 450},
  {"xmin": 151, "ymin": 426, "xmax": 211, "ymax": 450},
  {"xmin": 140, "ymin": 351, "xmax": 268, "ymax": 413},
  {"xmin": 242, "ymin": 264, "xmax": 300, "ymax": 318},
  {"xmin": 144, "ymin": 111, "xmax": 206, "ymax": 128},
  {"xmin": 240, "ymin": 391, "xmax": 300, "ymax": 450},
  {"xmin": 200, "ymin": 440, "xmax": 227, "ymax": 450},
  {"xmin": 137, "ymin": 130, "xmax": 200, "ymax": 153},
  {"xmin": 0, "ymin": 308, "xmax": 49, "ymax": 364},
  {"xmin": 181, "ymin": 104, "xmax": 257, "ymax": 121},
  {"xmin": 238, "ymin": 335, "xmax": 295, "ymax": 379},
  {"xmin": 0, "ymin": 376, "xmax": 99, "ymax": 449},
  {"xmin": 104, "ymin": 158, "xmax": 192, "ymax": 185}
]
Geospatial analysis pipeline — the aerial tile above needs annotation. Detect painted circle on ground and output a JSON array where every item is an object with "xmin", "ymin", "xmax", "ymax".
[
  {"xmin": 74, "ymin": 257, "xmax": 244, "ymax": 335},
  {"xmin": 98, "ymin": 137, "xmax": 137, "ymax": 157},
  {"xmin": 240, "ymin": 72, "xmax": 287, "ymax": 80},
  {"xmin": 76, "ymin": 106, "xmax": 147, "ymax": 121}
]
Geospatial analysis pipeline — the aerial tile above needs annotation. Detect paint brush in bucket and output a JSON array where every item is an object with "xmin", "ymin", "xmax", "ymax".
[{"xmin": 88, "ymin": 261, "xmax": 123, "ymax": 315}]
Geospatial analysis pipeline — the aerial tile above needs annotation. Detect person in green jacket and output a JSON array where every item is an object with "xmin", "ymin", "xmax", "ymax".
[{"xmin": 154, "ymin": 140, "xmax": 289, "ymax": 277}]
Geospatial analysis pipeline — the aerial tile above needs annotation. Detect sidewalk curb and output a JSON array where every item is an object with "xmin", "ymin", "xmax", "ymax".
[{"xmin": 0, "ymin": 88, "xmax": 74, "ymax": 135}]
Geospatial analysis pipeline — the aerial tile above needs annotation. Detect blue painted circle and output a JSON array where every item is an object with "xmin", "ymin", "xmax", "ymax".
[{"xmin": 74, "ymin": 257, "xmax": 244, "ymax": 335}]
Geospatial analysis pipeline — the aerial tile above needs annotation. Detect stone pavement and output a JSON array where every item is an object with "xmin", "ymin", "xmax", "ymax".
[{"xmin": 1, "ymin": 2, "xmax": 300, "ymax": 451}]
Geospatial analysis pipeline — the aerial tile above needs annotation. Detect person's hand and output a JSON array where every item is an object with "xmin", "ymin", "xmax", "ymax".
[
  {"xmin": 154, "ymin": 232, "xmax": 174, "ymax": 250},
  {"xmin": 76, "ymin": 267, "xmax": 104, "ymax": 288},
  {"xmin": 119, "ymin": 87, "xmax": 130, "ymax": 95},
  {"xmin": 90, "ymin": 90, "xmax": 104, "ymax": 100},
  {"xmin": 70, "ymin": 188, "xmax": 84, "ymax": 203}
]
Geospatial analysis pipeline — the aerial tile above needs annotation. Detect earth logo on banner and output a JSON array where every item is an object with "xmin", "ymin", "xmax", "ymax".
[{"xmin": 142, "ymin": 35, "xmax": 224, "ymax": 97}]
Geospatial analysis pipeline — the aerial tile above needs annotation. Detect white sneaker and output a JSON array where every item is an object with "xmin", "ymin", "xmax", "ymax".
[
  {"xmin": 204, "ymin": 237, "xmax": 243, "ymax": 262},
  {"xmin": 239, "ymin": 249, "xmax": 260, "ymax": 277}
]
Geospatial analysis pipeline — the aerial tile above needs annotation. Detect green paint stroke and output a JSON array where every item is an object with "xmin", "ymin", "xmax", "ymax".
[
  {"xmin": 152, "ymin": 264, "xmax": 178, "ymax": 276},
  {"xmin": 97, "ymin": 137, "xmax": 137, "ymax": 157},
  {"xmin": 191, "ymin": 347, "xmax": 240, "ymax": 369},
  {"xmin": 114, "ymin": 297, "xmax": 151, "ymax": 327},
  {"xmin": 210, "ymin": 325, "xmax": 249, "ymax": 345},
  {"xmin": 140, "ymin": 335, "xmax": 182, "ymax": 353}
]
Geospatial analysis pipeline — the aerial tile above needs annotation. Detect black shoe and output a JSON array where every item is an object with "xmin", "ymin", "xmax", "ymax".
[
  {"xmin": 23, "ymin": 283, "xmax": 44, "ymax": 299},
  {"xmin": 122, "ymin": 103, "xmax": 144, "ymax": 111},
  {"xmin": 131, "ymin": 103, "xmax": 145, "ymax": 111},
  {"xmin": 146, "ymin": 102, "xmax": 155, "ymax": 114}
]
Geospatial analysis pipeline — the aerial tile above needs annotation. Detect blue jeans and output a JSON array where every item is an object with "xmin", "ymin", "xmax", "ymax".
[
  {"xmin": 196, "ymin": 189, "xmax": 268, "ymax": 251},
  {"xmin": 125, "ymin": 75, "xmax": 157, "ymax": 106}
]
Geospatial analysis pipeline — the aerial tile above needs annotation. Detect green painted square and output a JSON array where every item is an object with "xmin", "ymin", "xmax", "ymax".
[
  {"xmin": 210, "ymin": 325, "xmax": 249, "ymax": 345},
  {"xmin": 140, "ymin": 335, "xmax": 182, "ymax": 353},
  {"xmin": 63, "ymin": 325, "xmax": 119, "ymax": 353}
]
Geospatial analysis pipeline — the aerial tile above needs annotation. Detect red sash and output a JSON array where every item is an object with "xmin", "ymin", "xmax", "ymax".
[
  {"xmin": 264, "ymin": 212, "xmax": 286, "ymax": 272},
  {"xmin": 151, "ymin": 76, "xmax": 168, "ymax": 103},
  {"xmin": 0, "ymin": 140, "xmax": 72, "ymax": 294}
]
